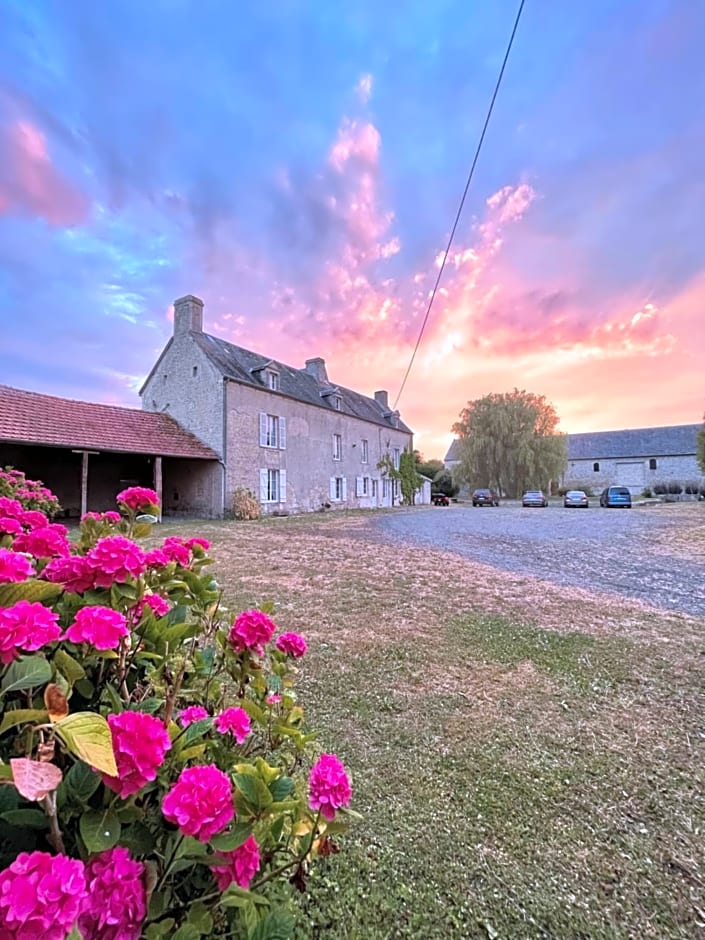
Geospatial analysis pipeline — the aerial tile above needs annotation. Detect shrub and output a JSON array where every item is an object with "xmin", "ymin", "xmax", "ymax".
[
  {"xmin": 667, "ymin": 481, "xmax": 683, "ymax": 495},
  {"xmin": 232, "ymin": 487, "xmax": 262, "ymax": 521},
  {"xmin": 0, "ymin": 477, "xmax": 354, "ymax": 937},
  {"xmin": 684, "ymin": 481, "xmax": 700, "ymax": 495},
  {"xmin": 641, "ymin": 487, "xmax": 653, "ymax": 498},
  {"xmin": 0, "ymin": 466, "xmax": 61, "ymax": 517},
  {"xmin": 653, "ymin": 481, "xmax": 668, "ymax": 495}
]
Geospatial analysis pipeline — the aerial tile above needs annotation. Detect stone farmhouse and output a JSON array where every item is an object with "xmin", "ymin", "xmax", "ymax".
[
  {"xmin": 444, "ymin": 423, "xmax": 702, "ymax": 497},
  {"xmin": 140, "ymin": 295, "xmax": 414, "ymax": 516}
]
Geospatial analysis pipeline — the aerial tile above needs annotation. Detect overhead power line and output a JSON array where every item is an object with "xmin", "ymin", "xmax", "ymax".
[{"xmin": 392, "ymin": 0, "xmax": 527, "ymax": 411}]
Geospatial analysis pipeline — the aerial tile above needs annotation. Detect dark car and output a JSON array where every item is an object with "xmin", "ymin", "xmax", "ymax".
[
  {"xmin": 600, "ymin": 486, "xmax": 632, "ymax": 508},
  {"xmin": 522, "ymin": 490, "xmax": 548, "ymax": 508},
  {"xmin": 472, "ymin": 488, "xmax": 499, "ymax": 507},
  {"xmin": 564, "ymin": 489, "xmax": 589, "ymax": 509},
  {"xmin": 431, "ymin": 493, "xmax": 450, "ymax": 506}
]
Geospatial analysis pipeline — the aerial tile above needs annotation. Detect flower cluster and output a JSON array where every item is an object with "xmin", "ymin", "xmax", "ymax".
[
  {"xmin": 81, "ymin": 510, "xmax": 122, "ymax": 524},
  {"xmin": 309, "ymin": 753, "xmax": 353, "ymax": 820},
  {"xmin": 214, "ymin": 706, "xmax": 251, "ymax": 744},
  {"xmin": 213, "ymin": 835, "xmax": 261, "ymax": 890},
  {"xmin": 86, "ymin": 536, "xmax": 146, "ymax": 587},
  {"xmin": 276, "ymin": 631, "xmax": 308, "ymax": 658},
  {"xmin": 179, "ymin": 705, "xmax": 209, "ymax": 727},
  {"xmin": 78, "ymin": 847, "xmax": 147, "ymax": 940},
  {"xmin": 0, "ymin": 600, "xmax": 61, "ymax": 664},
  {"xmin": 43, "ymin": 555, "xmax": 95, "ymax": 593},
  {"xmin": 102, "ymin": 711, "xmax": 171, "ymax": 798},
  {"xmin": 228, "ymin": 609, "xmax": 277, "ymax": 654},
  {"xmin": 162, "ymin": 765, "xmax": 234, "ymax": 842},
  {"xmin": 116, "ymin": 486, "xmax": 160, "ymax": 512},
  {"xmin": 13, "ymin": 524, "xmax": 70, "ymax": 559},
  {"xmin": 0, "ymin": 547, "xmax": 33, "ymax": 583},
  {"xmin": 0, "ymin": 468, "xmax": 60, "ymax": 516},
  {"xmin": 65, "ymin": 605, "xmax": 129, "ymax": 650},
  {"xmin": 0, "ymin": 850, "xmax": 86, "ymax": 940}
]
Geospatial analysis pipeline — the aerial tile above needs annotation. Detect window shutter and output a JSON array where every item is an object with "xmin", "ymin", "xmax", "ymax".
[
  {"xmin": 259, "ymin": 469, "xmax": 268, "ymax": 502},
  {"xmin": 342, "ymin": 477, "xmax": 347, "ymax": 501},
  {"xmin": 356, "ymin": 476, "xmax": 363, "ymax": 497},
  {"xmin": 279, "ymin": 416, "xmax": 287, "ymax": 450},
  {"xmin": 329, "ymin": 477, "xmax": 336, "ymax": 500},
  {"xmin": 279, "ymin": 469, "xmax": 287, "ymax": 502},
  {"xmin": 259, "ymin": 413, "xmax": 268, "ymax": 447}
]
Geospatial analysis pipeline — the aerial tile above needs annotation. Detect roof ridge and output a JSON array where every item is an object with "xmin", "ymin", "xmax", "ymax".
[{"xmin": 0, "ymin": 383, "xmax": 146, "ymax": 415}]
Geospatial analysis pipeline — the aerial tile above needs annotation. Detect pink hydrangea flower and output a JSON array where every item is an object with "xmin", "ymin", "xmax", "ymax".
[
  {"xmin": 0, "ymin": 517, "xmax": 22, "ymax": 536},
  {"xmin": 0, "ymin": 496, "xmax": 23, "ymax": 518},
  {"xmin": 43, "ymin": 555, "xmax": 95, "ymax": 593},
  {"xmin": 161, "ymin": 536, "xmax": 191, "ymax": 566},
  {"xmin": 116, "ymin": 486, "xmax": 160, "ymax": 511},
  {"xmin": 212, "ymin": 835, "xmax": 261, "ymax": 890},
  {"xmin": 266, "ymin": 693, "xmax": 282, "ymax": 706},
  {"xmin": 13, "ymin": 524, "xmax": 70, "ymax": 559},
  {"xmin": 214, "ymin": 707, "xmax": 251, "ymax": 744},
  {"xmin": 19, "ymin": 509, "xmax": 49, "ymax": 530},
  {"xmin": 0, "ymin": 600, "xmax": 62, "ymax": 664},
  {"xmin": 0, "ymin": 850, "xmax": 87, "ymax": 940},
  {"xmin": 102, "ymin": 511, "xmax": 122, "ymax": 524},
  {"xmin": 162, "ymin": 765, "xmax": 234, "ymax": 842},
  {"xmin": 186, "ymin": 537, "xmax": 210, "ymax": 551},
  {"xmin": 78, "ymin": 847, "xmax": 146, "ymax": 940},
  {"xmin": 179, "ymin": 705, "xmax": 209, "ymax": 727},
  {"xmin": 308, "ymin": 754, "xmax": 352, "ymax": 821},
  {"xmin": 0, "ymin": 548, "xmax": 33, "ymax": 583},
  {"xmin": 139, "ymin": 593, "xmax": 170, "ymax": 618},
  {"xmin": 81, "ymin": 511, "xmax": 103, "ymax": 522},
  {"xmin": 101, "ymin": 712, "xmax": 171, "ymax": 798},
  {"xmin": 144, "ymin": 548, "xmax": 169, "ymax": 568},
  {"xmin": 87, "ymin": 536, "xmax": 146, "ymax": 588},
  {"xmin": 276, "ymin": 632, "xmax": 307, "ymax": 658},
  {"xmin": 65, "ymin": 606, "xmax": 129, "ymax": 650},
  {"xmin": 228, "ymin": 609, "xmax": 277, "ymax": 654}
]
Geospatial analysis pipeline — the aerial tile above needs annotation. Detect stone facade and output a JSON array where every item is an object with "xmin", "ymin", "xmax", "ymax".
[{"xmin": 140, "ymin": 296, "xmax": 414, "ymax": 516}]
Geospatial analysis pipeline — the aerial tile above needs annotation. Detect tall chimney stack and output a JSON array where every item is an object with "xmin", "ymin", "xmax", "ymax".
[
  {"xmin": 304, "ymin": 357, "xmax": 328, "ymax": 384},
  {"xmin": 374, "ymin": 390, "xmax": 389, "ymax": 409},
  {"xmin": 173, "ymin": 295, "xmax": 204, "ymax": 336}
]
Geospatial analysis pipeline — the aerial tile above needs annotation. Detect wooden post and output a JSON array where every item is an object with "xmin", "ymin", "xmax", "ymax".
[
  {"xmin": 153, "ymin": 456, "xmax": 163, "ymax": 521},
  {"xmin": 80, "ymin": 452, "xmax": 89, "ymax": 517}
]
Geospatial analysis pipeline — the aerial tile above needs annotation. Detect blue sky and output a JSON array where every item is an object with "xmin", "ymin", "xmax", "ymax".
[{"xmin": 1, "ymin": 0, "xmax": 703, "ymax": 456}]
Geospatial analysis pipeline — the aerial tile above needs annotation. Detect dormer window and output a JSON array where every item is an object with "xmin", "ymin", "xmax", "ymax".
[
  {"xmin": 265, "ymin": 370, "xmax": 280, "ymax": 391},
  {"xmin": 320, "ymin": 386, "xmax": 342, "ymax": 410},
  {"xmin": 332, "ymin": 395, "xmax": 342, "ymax": 411}
]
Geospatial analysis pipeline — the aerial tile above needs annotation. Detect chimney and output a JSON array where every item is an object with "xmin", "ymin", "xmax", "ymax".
[
  {"xmin": 305, "ymin": 357, "xmax": 328, "ymax": 384},
  {"xmin": 374, "ymin": 390, "xmax": 389, "ymax": 409},
  {"xmin": 173, "ymin": 295, "xmax": 204, "ymax": 335}
]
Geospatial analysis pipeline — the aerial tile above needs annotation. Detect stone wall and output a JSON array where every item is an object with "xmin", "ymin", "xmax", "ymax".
[{"xmin": 565, "ymin": 453, "xmax": 702, "ymax": 495}]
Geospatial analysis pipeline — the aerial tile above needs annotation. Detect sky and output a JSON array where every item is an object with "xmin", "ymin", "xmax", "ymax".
[{"xmin": 0, "ymin": 0, "xmax": 703, "ymax": 460}]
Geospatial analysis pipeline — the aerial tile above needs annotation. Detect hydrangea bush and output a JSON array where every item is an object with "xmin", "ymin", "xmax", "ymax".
[{"xmin": 0, "ymin": 471, "xmax": 354, "ymax": 938}]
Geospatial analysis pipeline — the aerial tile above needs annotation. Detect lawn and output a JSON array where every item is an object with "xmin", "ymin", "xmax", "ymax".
[{"xmin": 166, "ymin": 510, "xmax": 705, "ymax": 939}]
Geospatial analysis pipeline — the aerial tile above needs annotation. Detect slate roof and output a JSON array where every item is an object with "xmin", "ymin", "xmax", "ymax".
[
  {"xmin": 0, "ymin": 385, "xmax": 219, "ymax": 459},
  {"xmin": 444, "ymin": 439, "xmax": 461, "ymax": 463},
  {"xmin": 567, "ymin": 424, "xmax": 700, "ymax": 461},
  {"xmin": 193, "ymin": 332, "xmax": 412, "ymax": 433}
]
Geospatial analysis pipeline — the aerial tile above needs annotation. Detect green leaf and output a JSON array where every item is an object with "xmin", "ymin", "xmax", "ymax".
[
  {"xmin": 0, "ymin": 784, "xmax": 19, "ymax": 814},
  {"xmin": 249, "ymin": 909, "xmax": 296, "ymax": 940},
  {"xmin": 53, "ymin": 648, "xmax": 85, "ymax": 683},
  {"xmin": 145, "ymin": 920, "xmax": 175, "ymax": 939},
  {"xmin": 175, "ymin": 718, "xmax": 212, "ymax": 751},
  {"xmin": 132, "ymin": 523, "xmax": 154, "ymax": 539},
  {"xmin": 62, "ymin": 760, "xmax": 101, "ymax": 804},
  {"xmin": 120, "ymin": 822, "xmax": 155, "ymax": 855},
  {"xmin": 269, "ymin": 776, "xmax": 294, "ymax": 802},
  {"xmin": 1, "ymin": 808, "xmax": 48, "ymax": 829},
  {"xmin": 185, "ymin": 902, "xmax": 213, "ymax": 935},
  {"xmin": 79, "ymin": 809, "xmax": 121, "ymax": 853},
  {"xmin": 1, "ymin": 656, "xmax": 52, "ymax": 696},
  {"xmin": 209, "ymin": 822, "xmax": 252, "ymax": 852},
  {"xmin": 238, "ymin": 699, "xmax": 266, "ymax": 724},
  {"xmin": 0, "ymin": 580, "xmax": 62, "ymax": 607},
  {"xmin": 220, "ymin": 884, "xmax": 270, "ymax": 910},
  {"xmin": 128, "ymin": 697, "xmax": 162, "ymax": 714},
  {"xmin": 171, "ymin": 926, "xmax": 201, "ymax": 940},
  {"xmin": 66, "ymin": 927, "xmax": 85, "ymax": 940},
  {"xmin": 0, "ymin": 708, "xmax": 48, "ymax": 734},
  {"xmin": 101, "ymin": 683, "xmax": 123, "ymax": 713},
  {"xmin": 74, "ymin": 678, "xmax": 95, "ymax": 699},
  {"xmin": 234, "ymin": 772, "xmax": 272, "ymax": 811},
  {"xmin": 55, "ymin": 712, "xmax": 117, "ymax": 776}
]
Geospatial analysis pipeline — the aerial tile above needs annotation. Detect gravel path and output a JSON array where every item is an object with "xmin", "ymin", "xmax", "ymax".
[{"xmin": 373, "ymin": 503, "xmax": 705, "ymax": 618}]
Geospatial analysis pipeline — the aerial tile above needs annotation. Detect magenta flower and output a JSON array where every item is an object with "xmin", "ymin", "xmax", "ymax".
[
  {"xmin": 266, "ymin": 693, "xmax": 282, "ymax": 705},
  {"xmin": 43, "ymin": 555, "xmax": 95, "ymax": 593},
  {"xmin": 19, "ymin": 509, "xmax": 49, "ymax": 530},
  {"xmin": 140, "ymin": 593, "xmax": 170, "ymax": 618},
  {"xmin": 161, "ymin": 536, "xmax": 191, "ymax": 566},
  {"xmin": 101, "ymin": 712, "xmax": 171, "ymax": 798},
  {"xmin": 13, "ymin": 524, "xmax": 70, "ymax": 559},
  {"xmin": 0, "ymin": 601, "xmax": 61, "ymax": 664},
  {"xmin": 0, "ymin": 517, "xmax": 22, "ymax": 536},
  {"xmin": 0, "ymin": 548, "xmax": 33, "ymax": 583},
  {"xmin": 81, "ymin": 511, "xmax": 103, "ymax": 522},
  {"xmin": 308, "ymin": 754, "xmax": 352, "ymax": 821},
  {"xmin": 78, "ymin": 847, "xmax": 146, "ymax": 940},
  {"xmin": 0, "ymin": 496, "xmax": 23, "ymax": 518},
  {"xmin": 178, "ymin": 705, "xmax": 209, "ymax": 728},
  {"xmin": 0, "ymin": 850, "xmax": 87, "ymax": 940},
  {"xmin": 212, "ymin": 834, "xmax": 261, "ymax": 890},
  {"xmin": 162, "ymin": 765, "xmax": 234, "ymax": 842},
  {"xmin": 214, "ymin": 707, "xmax": 251, "ymax": 744},
  {"xmin": 186, "ymin": 537, "xmax": 210, "ymax": 551},
  {"xmin": 228, "ymin": 609, "xmax": 277, "ymax": 654},
  {"xmin": 102, "ymin": 510, "xmax": 122, "ymax": 524},
  {"xmin": 276, "ymin": 632, "xmax": 307, "ymax": 658},
  {"xmin": 144, "ymin": 548, "xmax": 169, "ymax": 568},
  {"xmin": 116, "ymin": 486, "xmax": 160, "ymax": 511},
  {"xmin": 86, "ymin": 536, "xmax": 146, "ymax": 588},
  {"xmin": 65, "ymin": 606, "xmax": 129, "ymax": 650}
]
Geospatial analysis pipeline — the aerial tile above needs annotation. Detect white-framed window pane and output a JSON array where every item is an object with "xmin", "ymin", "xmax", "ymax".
[
  {"xmin": 361, "ymin": 439, "xmax": 368, "ymax": 463},
  {"xmin": 333, "ymin": 433, "xmax": 342, "ymax": 460},
  {"xmin": 266, "ymin": 414, "xmax": 279, "ymax": 447},
  {"xmin": 362, "ymin": 476, "xmax": 369, "ymax": 495},
  {"xmin": 267, "ymin": 469, "xmax": 279, "ymax": 502},
  {"xmin": 393, "ymin": 447, "xmax": 400, "ymax": 470}
]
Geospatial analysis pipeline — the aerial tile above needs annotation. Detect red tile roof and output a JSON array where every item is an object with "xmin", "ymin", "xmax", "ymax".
[{"xmin": 0, "ymin": 385, "xmax": 218, "ymax": 460}]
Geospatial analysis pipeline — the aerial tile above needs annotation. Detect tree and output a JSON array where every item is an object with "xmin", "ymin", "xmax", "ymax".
[
  {"xmin": 417, "ymin": 458, "xmax": 444, "ymax": 481},
  {"xmin": 378, "ymin": 449, "xmax": 424, "ymax": 506},
  {"xmin": 452, "ymin": 389, "xmax": 567, "ymax": 498},
  {"xmin": 432, "ymin": 468, "xmax": 458, "ymax": 498},
  {"xmin": 697, "ymin": 413, "xmax": 705, "ymax": 475}
]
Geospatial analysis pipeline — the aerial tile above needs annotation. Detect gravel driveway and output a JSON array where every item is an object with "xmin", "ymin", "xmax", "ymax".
[{"xmin": 373, "ymin": 503, "xmax": 705, "ymax": 618}]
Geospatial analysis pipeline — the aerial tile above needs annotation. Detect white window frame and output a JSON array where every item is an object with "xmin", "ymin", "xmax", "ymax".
[
  {"xmin": 265, "ymin": 370, "xmax": 279, "ymax": 391},
  {"xmin": 393, "ymin": 447, "xmax": 401, "ymax": 470},
  {"xmin": 259, "ymin": 413, "xmax": 286, "ymax": 450},
  {"xmin": 371, "ymin": 479, "xmax": 378, "ymax": 498},
  {"xmin": 361, "ymin": 439, "xmax": 368, "ymax": 464},
  {"xmin": 259, "ymin": 468, "xmax": 287, "ymax": 503},
  {"xmin": 362, "ymin": 476, "xmax": 369, "ymax": 496},
  {"xmin": 333, "ymin": 433, "xmax": 342, "ymax": 461},
  {"xmin": 329, "ymin": 476, "xmax": 347, "ymax": 502}
]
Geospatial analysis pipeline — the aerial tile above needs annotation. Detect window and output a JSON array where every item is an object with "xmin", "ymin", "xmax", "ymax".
[
  {"xmin": 393, "ymin": 447, "xmax": 401, "ymax": 470},
  {"xmin": 192, "ymin": 365, "xmax": 198, "ymax": 377},
  {"xmin": 362, "ymin": 476, "xmax": 369, "ymax": 496},
  {"xmin": 382, "ymin": 479, "xmax": 390, "ymax": 499},
  {"xmin": 329, "ymin": 476, "xmax": 347, "ymax": 501},
  {"xmin": 259, "ymin": 413, "xmax": 286, "ymax": 449},
  {"xmin": 371, "ymin": 479, "xmax": 378, "ymax": 498},
  {"xmin": 593, "ymin": 462, "xmax": 600, "ymax": 472},
  {"xmin": 649, "ymin": 458, "xmax": 657, "ymax": 470},
  {"xmin": 333, "ymin": 433, "xmax": 342, "ymax": 460},
  {"xmin": 259, "ymin": 468, "xmax": 287, "ymax": 503},
  {"xmin": 361, "ymin": 439, "xmax": 368, "ymax": 464},
  {"xmin": 265, "ymin": 370, "xmax": 279, "ymax": 391},
  {"xmin": 333, "ymin": 395, "xmax": 342, "ymax": 410}
]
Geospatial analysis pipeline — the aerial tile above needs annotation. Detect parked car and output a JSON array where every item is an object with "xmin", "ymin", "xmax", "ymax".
[
  {"xmin": 600, "ymin": 486, "xmax": 632, "ymax": 508},
  {"xmin": 431, "ymin": 493, "xmax": 450, "ymax": 506},
  {"xmin": 563, "ymin": 489, "xmax": 589, "ymax": 509},
  {"xmin": 521, "ymin": 490, "xmax": 548, "ymax": 508},
  {"xmin": 472, "ymin": 488, "xmax": 499, "ymax": 507}
]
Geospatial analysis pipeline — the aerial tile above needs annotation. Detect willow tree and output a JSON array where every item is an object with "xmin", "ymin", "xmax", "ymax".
[{"xmin": 452, "ymin": 389, "xmax": 567, "ymax": 497}]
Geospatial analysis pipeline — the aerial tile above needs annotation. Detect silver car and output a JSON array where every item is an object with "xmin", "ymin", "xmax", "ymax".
[{"xmin": 564, "ymin": 489, "xmax": 589, "ymax": 508}]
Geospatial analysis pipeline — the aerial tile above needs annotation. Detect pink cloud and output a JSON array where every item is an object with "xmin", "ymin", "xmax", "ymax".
[{"xmin": 0, "ymin": 120, "xmax": 89, "ymax": 226}]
